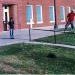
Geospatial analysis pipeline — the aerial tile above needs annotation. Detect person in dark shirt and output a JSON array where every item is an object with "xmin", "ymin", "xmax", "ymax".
[
  {"xmin": 65, "ymin": 10, "xmax": 75, "ymax": 30},
  {"xmin": 8, "ymin": 17, "xmax": 14, "ymax": 39}
]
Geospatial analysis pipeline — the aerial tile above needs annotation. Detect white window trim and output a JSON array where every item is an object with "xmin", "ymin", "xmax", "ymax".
[
  {"xmin": 68, "ymin": 7, "xmax": 71, "ymax": 13},
  {"xmin": 66, "ymin": 7, "xmax": 71, "ymax": 14},
  {"xmin": 26, "ymin": 5, "xmax": 34, "ymax": 24},
  {"xmin": 49, "ymin": 6, "xmax": 55, "ymax": 23},
  {"xmin": 60, "ymin": 6, "xmax": 65, "ymax": 22},
  {"xmin": 36, "ymin": 5, "xmax": 43, "ymax": 24}
]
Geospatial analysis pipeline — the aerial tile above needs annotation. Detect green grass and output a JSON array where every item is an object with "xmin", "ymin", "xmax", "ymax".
[
  {"xmin": 35, "ymin": 32, "xmax": 75, "ymax": 45},
  {"xmin": 0, "ymin": 43, "xmax": 75, "ymax": 74}
]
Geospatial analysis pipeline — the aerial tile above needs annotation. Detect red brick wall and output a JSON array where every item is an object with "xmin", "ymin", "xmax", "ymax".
[
  {"xmin": 20, "ymin": 0, "xmax": 75, "ymax": 28},
  {"xmin": 0, "ymin": 3, "xmax": 3, "ymax": 31},
  {"xmin": 0, "ymin": 0, "xmax": 75, "ymax": 31}
]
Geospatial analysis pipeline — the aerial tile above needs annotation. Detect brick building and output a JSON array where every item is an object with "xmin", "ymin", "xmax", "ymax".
[{"xmin": 0, "ymin": 0, "xmax": 75, "ymax": 31}]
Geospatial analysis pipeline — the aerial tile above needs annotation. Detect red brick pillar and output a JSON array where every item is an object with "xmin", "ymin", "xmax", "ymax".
[{"xmin": 0, "ymin": 4, "xmax": 3, "ymax": 31}]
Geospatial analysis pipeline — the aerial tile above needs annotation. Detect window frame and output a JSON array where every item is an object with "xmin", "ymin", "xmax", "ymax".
[
  {"xmin": 68, "ymin": 7, "xmax": 71, "ymax": 13},
  {"xmin": 26, "ymin": 5, "xmax": 34, "ymax": 24},
  {"xmin": 49, "ymin": 6, "xmax": 55, "ymax": 23},
  {"xmin": 36, "ymin": 5, "xmax": 43, "ymax": 24},
  {"xmin": 60, "ymin": 6, "xmax": 65, "ymax": 22}
]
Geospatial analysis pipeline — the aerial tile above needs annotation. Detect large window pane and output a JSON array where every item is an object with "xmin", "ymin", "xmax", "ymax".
[
  {"xmin": 60, "ymin": 6, "xmax": 65, "ymax": 21},
  {"xmin": 26, "ymin": 5, "xmax": 33, "ymax": 23},
  {"xmin": 66, "ymin": 7, "xmax": 71, "ymax": 14},
  {"xmin": 36, "ymin": 5, "xmax": 43, "ymax": 23},
  {"xmin": 49, "ymin": 6, "xmax": 55, "ymax": 22}
]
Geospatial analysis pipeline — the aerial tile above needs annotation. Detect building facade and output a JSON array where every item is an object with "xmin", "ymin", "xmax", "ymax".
[{"xmin": 0, "ymin": 0, "xmax": 75, "ymax": 31}]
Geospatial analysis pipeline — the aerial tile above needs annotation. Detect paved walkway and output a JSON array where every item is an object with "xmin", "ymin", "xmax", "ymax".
[
  {"xmin": 0, "ymin": 26, "xmax": 56, "ymax": 45},
  {"xmin": 0, "ymin": 25, "xmax": 75, "ymax": 49}
]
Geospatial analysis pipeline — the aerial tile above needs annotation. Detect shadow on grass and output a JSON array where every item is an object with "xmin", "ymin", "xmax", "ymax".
[
  {"xmin": 0, "ymin": 44, "xmax": 75, "ymax": 73},
  {"xmin": 34, "ymin": 32, "xmax": 75, "ymax": 46}
]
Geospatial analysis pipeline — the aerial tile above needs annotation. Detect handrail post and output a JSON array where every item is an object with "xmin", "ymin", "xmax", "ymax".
[
  {"xmin": 29, "ymin": 19, "xmax": 33, "ymax": 41},
  {"xmin": 54, "ymin": 30, "xmax": 56, "ymax": 43},
  {"xmin": 54, "ymin": 0, "xmax": 58, "ymax": 29}
]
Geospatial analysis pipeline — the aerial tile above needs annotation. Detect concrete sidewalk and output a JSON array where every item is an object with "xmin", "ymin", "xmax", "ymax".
[
  {"xmin": 0, "ymin": 27, "xmax": 55, "ymax": 46},
  {"xmin": 0, "ymin": 25, "xmax": 75, "ymax": 49},
  {"xmin": 0, "ymin": 25, "xmax": 64, "ymax": 40}
]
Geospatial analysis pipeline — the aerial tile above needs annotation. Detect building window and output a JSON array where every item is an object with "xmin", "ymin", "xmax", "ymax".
[
  {"xmin": 49, "ymin": 6, "xmax": 55, "ymax": 23},
  {"xmin": 67, "ymin": 7, "xmax": 71, "ymax": 13},
  {"xmin": 26, "ymin": 5, "xmax": 34, "ymax": 24},
  {"xmin": 36, "ymin": 5, "xmax": 43, "ymax": 24},
  {"xmin": 60, "ymin": 6, "xmax": 65, "ymax": 22},
  {"xmin": 66, "ymin": 7, "xmax": 71, "ymax": 14}
]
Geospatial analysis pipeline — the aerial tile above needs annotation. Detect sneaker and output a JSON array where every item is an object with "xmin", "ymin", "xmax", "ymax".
[{"xmin": 10, "ymin": 38, "xmax": 14, "ymax": 39}]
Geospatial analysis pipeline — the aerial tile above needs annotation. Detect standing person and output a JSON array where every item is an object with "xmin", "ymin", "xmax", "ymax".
[
  {"xmin": 65, "ymin": 10, "xmax": 75, "ymax": 30},
  {"xmin": 8, "ymin": 17, "xmax": 14, "ymax": 39}
]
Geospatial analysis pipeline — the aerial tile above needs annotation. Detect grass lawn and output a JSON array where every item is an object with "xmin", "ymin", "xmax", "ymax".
[
  {"xmin": 0, "ymin": 43, "xmax": 75, "ymax": 74},
  {"xmin": 35, "ymin": 32, "xmax": 75, "ymax": 45}
]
